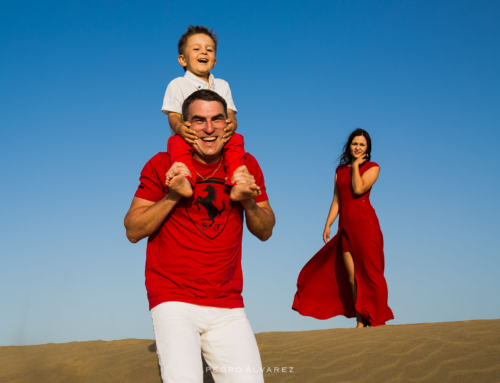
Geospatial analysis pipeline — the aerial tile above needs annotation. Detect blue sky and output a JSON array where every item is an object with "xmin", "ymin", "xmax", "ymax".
[{"xmin": 1, "ymin": 0, "xmax": 499, "ymax": 346}]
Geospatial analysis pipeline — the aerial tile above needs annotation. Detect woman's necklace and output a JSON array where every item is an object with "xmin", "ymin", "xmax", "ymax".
[{"xmin": 196, "ymin": 157, "xmax": 223, "ymax": 181}]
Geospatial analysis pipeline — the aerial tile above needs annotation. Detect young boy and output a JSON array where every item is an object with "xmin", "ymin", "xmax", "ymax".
[{"xmin": 162, "ymin": 25, "xmax": 245, "ymax": 194}]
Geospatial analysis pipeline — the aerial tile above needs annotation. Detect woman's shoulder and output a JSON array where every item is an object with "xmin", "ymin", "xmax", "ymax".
[
  {"xmin": 335, "ymin": 163, "xmax": 348, "ymax": 173},
  {"xmin": 361, "ymin": 161, "xmax": 380, "ymax": 173},
  {"xmin": 366, "ymin": 161, "xmax": 380, "ymax": 168}
]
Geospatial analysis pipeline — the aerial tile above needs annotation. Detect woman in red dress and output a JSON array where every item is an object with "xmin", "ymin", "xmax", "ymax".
[{"xmin": 292, "ymin": 129, "xmax": 393, "ymax": 327}]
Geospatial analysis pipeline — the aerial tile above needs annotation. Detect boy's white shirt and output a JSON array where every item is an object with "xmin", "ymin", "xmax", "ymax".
[{"xmin": 162, "ymin": 71, "xmax": 237, "ymax": 135}]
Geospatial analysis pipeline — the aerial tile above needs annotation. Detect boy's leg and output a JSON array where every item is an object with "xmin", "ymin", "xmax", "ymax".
[
  {"xmin": 201, "ymin": 308, "xmax": 264, "ymax": 383},
  {"xmin": 151, "ymin": 302, "xmax": 208, "ymax": 382},
  {"xmin": 223, "ymin": 133, "xmax": 246, "ymax": 186},
  {"xmin": 167, "ymin": 135, "xmax": 196, "ymax": 188}
]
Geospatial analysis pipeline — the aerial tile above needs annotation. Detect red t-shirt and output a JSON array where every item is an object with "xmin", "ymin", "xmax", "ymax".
[{"xmin": 134, "ymin": 152, "xmax": 268, "ymax": 310}]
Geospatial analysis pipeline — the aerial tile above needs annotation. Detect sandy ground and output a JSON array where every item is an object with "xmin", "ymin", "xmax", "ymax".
[{"xmin": 1, "ymin": 319, "xmax": 499, "ymax": 382}]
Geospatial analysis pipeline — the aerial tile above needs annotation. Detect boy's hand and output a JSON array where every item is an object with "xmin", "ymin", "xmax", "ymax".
[
  {"xmin": 223, "ymin": 118, "xmax": 236, "ymax": 142},
  {"xmin": 179, "ymin": 121, "xmax": 198, "ymax": 145}
]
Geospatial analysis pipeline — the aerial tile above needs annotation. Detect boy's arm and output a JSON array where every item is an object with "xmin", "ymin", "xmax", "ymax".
[
  {"xmin": 168, "ymin": 112, "xmax": 198, "ymax": 145},
  {"xmin": 224, "ymin": 109, "xmax": 238, "ymax": 141}
]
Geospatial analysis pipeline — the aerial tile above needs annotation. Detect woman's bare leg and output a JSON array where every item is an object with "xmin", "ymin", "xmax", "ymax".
[{"xmin": 343, "ymin": 251, "xmax": 368, "ymax": 328}]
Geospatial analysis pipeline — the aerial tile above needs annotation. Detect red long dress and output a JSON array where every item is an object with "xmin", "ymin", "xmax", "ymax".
[{"xmin": 292, "ymin": 161, "xmax": 394, "ymax": 327}]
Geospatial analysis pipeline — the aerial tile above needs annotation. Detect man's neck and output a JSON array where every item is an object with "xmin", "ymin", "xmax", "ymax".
[{"xmin": 193, "ymin": 153, "xmax": 222, "ymax": 165}]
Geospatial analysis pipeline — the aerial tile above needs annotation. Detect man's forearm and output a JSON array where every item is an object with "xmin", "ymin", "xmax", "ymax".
[
  {"xmin": 125, "ymin": 194, "xmax": 180, "ymax": 243},
  {"xmin": 241, "ymin": 200, "xmax": 275, "ymax": 241}
]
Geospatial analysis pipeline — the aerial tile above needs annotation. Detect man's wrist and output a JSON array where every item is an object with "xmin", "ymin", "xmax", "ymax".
[
  {"xmin": 165, "ymin": 192, "xmax": 181, "ymax": 203},
  {"xmin": 240, "ymin": 198, "xmax": 257, "ymax": 211}
]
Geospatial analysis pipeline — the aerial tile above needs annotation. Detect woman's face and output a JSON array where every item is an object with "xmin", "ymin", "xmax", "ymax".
[{"xmin": 350, "ymin": 135, "xmax": 368, "ymax": 160}]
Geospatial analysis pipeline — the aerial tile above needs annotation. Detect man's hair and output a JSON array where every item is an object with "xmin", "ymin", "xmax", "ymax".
[
  {"xmin": 182, "ymin": 90, "xmax": 227, "ymax": 121},
  {"xmin": 178, "ymin": 25, "xmax": 218, "ymax": 56}
]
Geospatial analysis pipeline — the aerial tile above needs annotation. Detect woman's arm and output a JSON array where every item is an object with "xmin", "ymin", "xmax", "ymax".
[
  {"xmin": 351, "ymin": 158, "xmax": 380, "ymax": 195},
  {"xmin": 323, "ymin": 174, "xmax": 340, "ymax": 243}
]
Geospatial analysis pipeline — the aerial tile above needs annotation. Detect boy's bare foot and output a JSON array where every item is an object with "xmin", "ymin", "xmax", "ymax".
[
  {"xmin": 230, "ymin": 183, "xmax": 261, "ymax": 201},
  {"xmin": 168, "ymin": 169, "xmax": 193, "ymax": 198},
  {"xmin": 165, "ymin": 172, "xmax": 175, "ymax": 186},
  {"xmin": 230, "ymin": 165, "xmax": 252, "ymax": 185}
]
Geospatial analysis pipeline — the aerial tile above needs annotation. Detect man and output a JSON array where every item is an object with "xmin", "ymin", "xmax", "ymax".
[{"xmin": 124, "ymin": 90, "xmax": 275, "ymax": 382}]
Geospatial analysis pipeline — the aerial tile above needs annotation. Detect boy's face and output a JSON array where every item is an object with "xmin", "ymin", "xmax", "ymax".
[{"xmin": 178, "ymin": 34, "xmax": 217, "ymax": 78}]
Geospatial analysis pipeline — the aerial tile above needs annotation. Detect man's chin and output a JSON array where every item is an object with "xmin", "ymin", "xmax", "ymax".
[{"xmin": 193, "ymin": 145, "xmax": 223, "ymax": 163}]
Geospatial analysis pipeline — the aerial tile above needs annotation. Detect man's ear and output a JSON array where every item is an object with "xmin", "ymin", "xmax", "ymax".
[
  {"xmin": 178, "ymin": 55, "xmax": 187, "ymax": 68},
  {"xmin": 213, "ymin": 57, "xmax": 217, "ymax": 66}
]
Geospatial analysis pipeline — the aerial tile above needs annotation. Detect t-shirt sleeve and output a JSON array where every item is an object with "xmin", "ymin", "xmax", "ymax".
[
  {"xmin": 217, "ymin": 80, "xmax": 237, "ymax": 113},
  {"xmin": 245, "ymin": 153, "xmax": 268, "ymax": 203},
  {"xmin": 161, "ymin": 79, "xmax": 184, "ymax": 115},
  {"xmin": 134, "ymin": 153, "xmax": 169, "ymax": 202}
]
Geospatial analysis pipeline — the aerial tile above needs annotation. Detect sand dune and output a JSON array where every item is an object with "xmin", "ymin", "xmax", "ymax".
[
  {"xmin": 1, "ymin": 319, "xmax": 499, "ymax": 382},
  {"xmin": 257, "ymin": 319, "xmax": 500, "ymax": 382}
]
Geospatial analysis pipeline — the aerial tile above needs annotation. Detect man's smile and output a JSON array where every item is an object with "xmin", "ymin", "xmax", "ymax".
[{"xmin": 200, "ymin": 136, "xmax": 217, "ymax": 141}]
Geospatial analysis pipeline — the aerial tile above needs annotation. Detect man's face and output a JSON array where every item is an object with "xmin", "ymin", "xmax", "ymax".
[
  {"xmin": 187, "ymin": 100, "xmax": 227, "ymax": 163},
  {"xmin": 179, "ymin": 34, "xmax": 217, "ymax": 77}
]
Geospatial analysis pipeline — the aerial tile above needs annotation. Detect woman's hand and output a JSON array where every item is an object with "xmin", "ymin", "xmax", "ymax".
[
  {"xmin": 323, "ymin": 226, "xmax": 331, "ymax": 244},
  {"xmin": 352, "ymin": 154, "xmax": 368, "ymax": 167}
]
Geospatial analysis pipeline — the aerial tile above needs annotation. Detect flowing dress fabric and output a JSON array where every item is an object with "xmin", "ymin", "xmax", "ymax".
[{"xmin": 292, "ymin": 162, "xmax": 394, "ymax": 326}]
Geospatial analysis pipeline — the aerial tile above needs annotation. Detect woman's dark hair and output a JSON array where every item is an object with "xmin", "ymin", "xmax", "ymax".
[{"xmin": 339, "ymin": 129, "xmax": 372, "ymax": 165}]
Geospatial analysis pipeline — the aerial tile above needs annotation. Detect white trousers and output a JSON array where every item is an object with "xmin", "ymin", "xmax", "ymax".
[{"xmin": 151, "ymin": 301, "xmax": 264, "ymax": 383}]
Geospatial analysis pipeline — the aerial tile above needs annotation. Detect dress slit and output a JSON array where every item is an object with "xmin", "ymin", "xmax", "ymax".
[{"xmin": 292, "ymin": 161, "xmax": 393, "ymax": 326}]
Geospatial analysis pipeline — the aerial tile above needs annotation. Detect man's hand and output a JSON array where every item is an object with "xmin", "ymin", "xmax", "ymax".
[
  {"xmin": 179, "ymin": 121, "xmax": 198, "ymax": 145},
  {"xmin": 165, "ymin": 162, "xmax": 193, "ymax": 198},
  {"xmin": 229, "ymin": 165, "xmax": 255, "ymax": 185},
  {"xmin": 229, "ymin": 165, "xmax": 261, "ymax": 201}
]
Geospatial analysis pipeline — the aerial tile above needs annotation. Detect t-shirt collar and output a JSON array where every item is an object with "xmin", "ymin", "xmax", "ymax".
[
  {"xmin": 184, "ymin": 70, "xmax": 215, "ymax": 91},
  {"xmin": 192, "ymin": 155, "xmax": 223, "ymax": 170}
]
